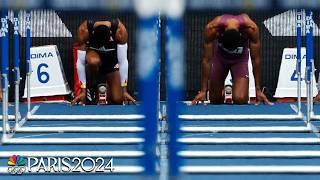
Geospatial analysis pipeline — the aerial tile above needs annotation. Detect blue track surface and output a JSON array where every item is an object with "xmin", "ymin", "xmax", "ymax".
[{"xmin": 0, "ymin": 102, "xmax": 319, "ymax": 180}]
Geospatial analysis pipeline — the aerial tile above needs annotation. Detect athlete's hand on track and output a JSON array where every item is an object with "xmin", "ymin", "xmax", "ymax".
[
  {"xmin": 124, "ymin": 91, "xmax": 137, "ymax": 105},
  {"xmin": 192, "ymin": 91, "xmax": 207, "ymax": 105},
  {"xmin": 255, "ymin": 89, "xmax": 273, "ymax": 105},
  {"xmin": 313, "ymin": 92, "xmax": 320, "ymax": 103},
  {"xmin": 71, "ymin": 91, "xmax": 87, "ymax": 105}
]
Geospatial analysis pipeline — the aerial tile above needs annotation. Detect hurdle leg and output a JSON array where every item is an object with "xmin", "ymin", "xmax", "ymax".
[
  {"xmin": 164, "ymin": 0, "xmax": 186, "ymax": 178},
  {"xmin": 296, "ymin": 9, "xmax": 302, "ymax": 115},
  {"xmin": 305, "ymin": 10, "xmax": 314, "ymax": 123},
  {"xmin": 13, "ymin": 11, "xmax": 21, "ymax": 127},
  {"xmin": 25, "ymin": 11, "xmax": 31, "ymax": 117},
  {"xmin": 1, "ymin": 10, "xmax": 9, "ymax": 141}
]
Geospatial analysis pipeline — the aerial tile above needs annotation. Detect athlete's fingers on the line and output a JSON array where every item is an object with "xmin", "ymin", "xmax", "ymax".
[
  {"xmin": 191, "ymin": 99, "xmax": 198, "ymax": 105},
  {"xmin": 71, "ymin": 96, "xmax": 80, "ymax": 105},
  {"xmin": 265, "ymin": 99, "xmax": 274, "ymax": 105},
  {"xmin": 125, "ymin": 94, "xmax": 136, "ymax": 103}
]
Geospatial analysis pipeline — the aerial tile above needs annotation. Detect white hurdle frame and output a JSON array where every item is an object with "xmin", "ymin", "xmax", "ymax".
[
  {"xmin": 26, "ymin": 114, "xmax": 145, "ymax": 120},
  {"xmin": 179, "ymin": 151, "xmax": 320, "ymax": 158},
  {"xmin": 2, "ymin": 137, "xmax": 144, "ymax": 144},
  {"xmin": 0, "ymin": 166, "xmax": 144, "ymax": 174},
  {"xmin": 180, "ymin": 166, "xmax": 320, "ymax": 174},
  {"xmin": 178, "ymin": 137, "xmax": 320, "ymax": 144},
  {"xmin": 0, "ymin": 151, "xmax": 144, "ymax": 158},
  {"xmin": 180, "ymin": 126, "xmax": 311, "ymax": 133},
  {"xmin": 179, "ymin": 114, "xmax": 303, "ymax": 120}
]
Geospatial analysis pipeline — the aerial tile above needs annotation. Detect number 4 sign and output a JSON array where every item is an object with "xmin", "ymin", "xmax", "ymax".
[
  {"xmin": 274, "ymin": 48, "xmax": 317, "ymax": 98},
  {"xmin": 23, "ymin": 45, "xmax": 71, "ymax": 98}
]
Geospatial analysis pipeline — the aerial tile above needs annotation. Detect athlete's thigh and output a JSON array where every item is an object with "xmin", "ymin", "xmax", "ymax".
[
  {"xmin": 230, "ymin": 59, "xmax": 249, "ymax": 103},
  {"xmin": 86, "ymin": 50, "xmax": 101, "ymax": 65},
  {"xmin": 209, "ymin": 58, "xmax": 229, "ymax": 103},
  {"xmin": 105, "ymin": 70, "xmax": 123, "ymax": 104}
]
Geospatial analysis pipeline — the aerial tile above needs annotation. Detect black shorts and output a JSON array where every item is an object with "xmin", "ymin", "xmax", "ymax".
[
  {"xmin": 89, "ymin": 48, "xmax": 119, "ymax": 74},
  {"xmin": 85, "ymin": 49, "xmax": 119, "ymax": 104}
]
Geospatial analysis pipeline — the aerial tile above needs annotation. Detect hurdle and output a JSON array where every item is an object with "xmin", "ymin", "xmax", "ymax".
[
  {"xmin": 164, "ymin": 0, "xmax": 185, "ymax": 178},
  {"xmin": 134, "ymin": 0, "xmax": 160, "ymax": 175},
  {"xmin": 13, "ymin": 11, "xmax": 21, "ymax": 127},
  {"xmin": 26, "ymin": 10, "xmax": 31, "ymax": 117},
  {"xmin": 296, "ymin": 9, "xmax": 302, "ymax": 114},
  {"xmin": 0, "ymin": 151, "xmax": 144, "ymax": 157},
  {"xmin": 180, "ymin": 126, "xmax": 311, "ymax": 133},
  {"xmin": 308, "ymin": 9, "xmax": 320, "ymax": 121},
  {"xmin": 0, "ymin": 5, "xmax": 159, "ymax": 178},
  {"xmin": 0, "ymin": 126, "xmax": 145, "ymax": 133},
  {"xmin": 180, "ymin": 166, "xmax": 320, "ymax": 174},
  {"xmin": 1, "ymin": 10, "xmax": 9, "ymax": 141},
  {"xmin": 178, "ymin": 150, "xmax": 320, "ymax": 158},
  {"xmin": 1, "ymin": 10, "xmax": 32, "ymax": 139},
  {"xmin": 2, "ymin": 137, "xmax": 144, "ymax": 144},
  {"xmin": 26, "ymin": 114, "xmax": 145, "ymax": 120},
  {"xmin": 0, "ymin": 166, "xmax": 144, "ymax": 174},
  {"xmin": 165, "ymin": 1, "xmax": 320, "ymax": 176},
  {"xmin": 178, "ymin": 137, "xmax": 320, "ymax": 144},
  {"xmin": 305, "ymin": 10, "xmax": 314, "ymax": 122}
]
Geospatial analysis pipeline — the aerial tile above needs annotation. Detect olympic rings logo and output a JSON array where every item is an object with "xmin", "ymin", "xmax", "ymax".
[{"xmin": 7, "ymin": 166, "xmax": 26, "ymax": 175}]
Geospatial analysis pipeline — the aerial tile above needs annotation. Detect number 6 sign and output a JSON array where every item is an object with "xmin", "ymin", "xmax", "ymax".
[{"xmin": 23, "ymin": 45, "xmax": 71, "ymax": 98}]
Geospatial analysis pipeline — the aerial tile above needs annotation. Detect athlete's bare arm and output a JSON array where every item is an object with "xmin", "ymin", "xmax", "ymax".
[
  {"xmin": 242, "ymin": 14, "xmax": 272, "ymax": 105},
  {"xmin": 192, "ymin": 17, "xmax": 220, "ymax": 104},
  {"xmin": 77, "ymin": 20, "xmax": 89, "ymax": 50}
]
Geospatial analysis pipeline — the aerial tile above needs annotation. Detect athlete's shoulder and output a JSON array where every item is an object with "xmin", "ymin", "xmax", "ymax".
[
  {"xmin": 206, "ymin": 16, "xmax": 221, "ymax": 29},
  {"xmin": 239, "ymin": 14, "xmax": 256, "ymax": 25}
]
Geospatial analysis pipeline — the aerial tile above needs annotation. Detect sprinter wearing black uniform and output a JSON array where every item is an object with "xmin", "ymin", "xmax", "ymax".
[{"xmin": 72, "ymin": 18, "xmax": 135, "ymax": 105}]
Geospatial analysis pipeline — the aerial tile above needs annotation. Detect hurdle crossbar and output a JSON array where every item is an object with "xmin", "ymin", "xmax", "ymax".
[
  {"xmin": 0, "ymin": 166, "xmax": 144, "ymax": 174},
  {"xmin": 0, "ymin": 151, "xmax": 144, "ymax": 158},
  {"xmin": 0, "ymin": 115, "xmax": 16, "ymax": 120},
  {"xmin": 179, "ymin": 151, "xmax": 320, "ymax": 158},
  {"xmin": 310, "ymin": 115, "xmax": 320, "ymax": 120},
  {"xmin": 0, "ymin": 126, "xmax": 144, "ymax": 133},
  {"xmin": 180, "ymin": 166, "xmax": 320, "ymax": 174},
  {"xmin": 180, "ymin": 126, "xmax": 311, "ymax": 133},
  {"xmin": 178, "ymin": 137, "xmax": 320, "ymax": 144},
  {"xmin": 27, "ymin": 114, "xmax": 145, "ymax": 120},
  {"xmin": 2, "ymin": 137, "xmax": 144, "ymax": 144},
  {"xmin": 179, "ymin": 114, "xmax": 303, "ymax": 120}
]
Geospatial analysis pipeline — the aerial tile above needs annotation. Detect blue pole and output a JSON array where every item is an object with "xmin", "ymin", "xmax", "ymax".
[
  {"xmin": 166, "ymin": 15, "xmax": 184, "ymax": 179},
  {"xmin": 14, "ymin": 11, "xmax": 21, "ymax": 125},
  {"xmin": 1, "ymin": 11, "xmax": 9, "ymax": 84},
  {"xmin": 134, "ymin": 2, "xmax": 159, "ymax": 176},
  {"xmin": 305, "ymin": 9, "xmax": 313, "ymax": 122},
  {"xmin": 26, "ymin": 12, "xmax": 31, "ymax": 74},
  {"xmin": 296, "ymin": 9, "xmax": 302, "ymax": 114},
  {"xmin": 1, "ymin": 10, "xmax": 9, "ymax": 140},
  {"xmin": 305, "ymin": 10, "xmax": 313, "ymax": 82},
  {"xmin": 14, "ymin": 11, "xmax": 19, "ymax": 81},
  {"xmin": 137, "ymin": 17, "xmax": 159, "ymax": 176},
  {"xmin": 26, "ymin": 11, "xmax": 31, "ymax": 115}
]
